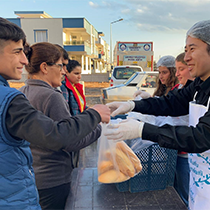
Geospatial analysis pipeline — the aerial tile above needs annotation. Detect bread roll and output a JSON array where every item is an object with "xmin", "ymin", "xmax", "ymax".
[
  {"xmin": 98, "ymin": 169, "xmax": 129, "ymax": 183},
  {"xmin": 98, "ymin": 160, "xmax": 114, "ymax": 175},
  {"xmin": 116, "ymin": 142, "xmax": 142, "ymax": 173},
  {"xmin": 104, "ymin": 146, "xmax": 136, "ymax": 177},
  {"xmin": 116, "ymin": 171, "xmax": 130, "ymax": 183},
  {"xmin": 115, "ymin": 148, "xmax": 135, "ymax": 177},
  {"xmin": 98, "ymin": 169, "xmax": 119, "ymax": 183}
]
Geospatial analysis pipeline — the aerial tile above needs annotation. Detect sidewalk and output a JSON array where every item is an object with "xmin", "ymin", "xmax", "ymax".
[{"xmin": 65, "ymin": 142, "xmax": 187, "ymax": 210}]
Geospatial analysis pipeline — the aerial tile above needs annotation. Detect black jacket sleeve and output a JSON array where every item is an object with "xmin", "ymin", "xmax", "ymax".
[
  {"xmin": 65, "ymin": 124, "xmax": 101, "ymax": 152},
  {"xmin": 142, "ymin": 107, "xmax": 210, "ymax": 153},
  {"xmin": 138, "ymin": 78, "xmax": 210, "ymax": 153},
  {"xmin": 6, "ymin": 95, "xmax": 101, "ymax": 151},
  {"xmin": 133, "ymin": 80, "xmax": 196, "ymax": 116}
]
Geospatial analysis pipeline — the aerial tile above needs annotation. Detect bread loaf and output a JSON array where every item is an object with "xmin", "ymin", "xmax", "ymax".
[
  {"xmin": 98, "ymin": 160, "xmax": 114, "ymax": 175},
  {"xmin": 115, "ymin": 148, "xmax": 135, "ymax": 177},
  {"xmin": 116, "ymin": 142, "xmax": 142, "ymax": 173},
  {"xmin": 98, "ymin": 169, "xmax": 129, "ymax": 183}
]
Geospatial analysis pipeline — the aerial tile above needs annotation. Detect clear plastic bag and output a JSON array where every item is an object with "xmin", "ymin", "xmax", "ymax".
[
  {"xmin": 127, "ymin": 112, "xmax": 189, "ymax": 127},
  {"xmin": 97, "ymin": 122, "xmax": 142, "ymax": 184}
]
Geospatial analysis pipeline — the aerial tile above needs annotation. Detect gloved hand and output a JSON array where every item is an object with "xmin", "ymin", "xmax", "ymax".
[
  {"xmin": 133, "ymin": 90, "xmax": 151, "ymax": 99},
  {"xmin": 104, "ymin": 118, "xmax": 144, "ymax": 141},
  {"xmin": 106, "ymin": 101, "xmax": 135, "ymax": 117}
]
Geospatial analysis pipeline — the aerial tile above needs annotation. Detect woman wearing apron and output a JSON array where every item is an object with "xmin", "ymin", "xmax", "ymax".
[{"xmin": 105, "ymin": 20, "xmax": 210, "ymax": 210}]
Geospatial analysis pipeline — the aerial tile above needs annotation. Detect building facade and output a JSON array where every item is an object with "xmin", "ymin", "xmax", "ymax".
[{"xmin": 8, "ymin": 11, "xmax": 110, "ymax": 74}]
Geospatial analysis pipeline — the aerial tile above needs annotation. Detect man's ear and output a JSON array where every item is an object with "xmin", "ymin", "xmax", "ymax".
[{"xmin": 40, "ymin": 62, "xmax": 48, "ymax": 74}]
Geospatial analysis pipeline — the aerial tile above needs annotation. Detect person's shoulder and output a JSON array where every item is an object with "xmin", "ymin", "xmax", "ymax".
[{"xmin": 48, "ymin": 88, "xmax": 67, "ymax": 103}]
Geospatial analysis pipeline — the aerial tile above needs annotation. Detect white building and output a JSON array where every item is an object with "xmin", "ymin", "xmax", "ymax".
[{"xmin": 8, "ymin": 11, "xmax": 110, "ymax": 74}]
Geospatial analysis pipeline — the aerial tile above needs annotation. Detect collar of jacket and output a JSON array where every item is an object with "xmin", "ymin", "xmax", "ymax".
[
  {"xmin": 64, "ymin": 76, "xmax": 86, "ymax": 112},
  {"xmin": 26, "ymin": 79, "xmax": 55, "ymax": 89},
  {"xmin": 0, "ymin": 75, "xmax": 10, "ymax": 87},
  {"xmin": 195, "ymin": 76, "xmax": 210, "ymax": 96}
]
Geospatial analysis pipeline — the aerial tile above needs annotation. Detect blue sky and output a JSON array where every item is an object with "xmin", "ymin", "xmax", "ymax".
[{"xmin": 1, "ymin": 0, "xmax": 210, "ymax": 61}]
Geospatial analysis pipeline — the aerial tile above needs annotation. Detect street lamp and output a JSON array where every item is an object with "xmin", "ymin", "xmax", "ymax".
[{"xmin": 110, "ymin": 18, "xmax": 123, "ymax": 69}]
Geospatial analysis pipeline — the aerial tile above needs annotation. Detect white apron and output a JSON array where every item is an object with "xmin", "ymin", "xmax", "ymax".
[{"xmin": 188, "ymin": 92, "xmax": 210, "ymax": 210}]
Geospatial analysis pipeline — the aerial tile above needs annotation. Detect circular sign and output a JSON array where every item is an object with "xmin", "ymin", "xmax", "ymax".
[{"xmin": 143, "ymin": 44, "xmax": 150, "ymax": 51}]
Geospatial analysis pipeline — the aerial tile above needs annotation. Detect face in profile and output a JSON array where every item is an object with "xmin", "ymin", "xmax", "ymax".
[
  {"xmin": 0, "ymin": 40, "xmax": 28, "ymax": 80},
  {"xmin": 184, "ymin": 36, "xmax": 210, "ymax": 81},
  {"xmin": 66, "ymin": 65, "xmax": 82, "ymax": 85},
  {"xmin": 45, "ymin": 58, "xmax": 65, "ymax": 88},
  {"xmin": 158, "ymin": 66, "xmax": 170, "ymax": 85}
]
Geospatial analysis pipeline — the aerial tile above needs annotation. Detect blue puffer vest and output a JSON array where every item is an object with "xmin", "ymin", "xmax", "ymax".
[{"xmin": 0, "ymin": 76, "xmax": 41, "ymax": 210}]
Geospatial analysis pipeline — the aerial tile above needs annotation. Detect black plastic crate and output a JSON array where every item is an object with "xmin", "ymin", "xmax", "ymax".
[{"xmin": 115, "ymin": 143, "xmax": 177, "ymax": 193}]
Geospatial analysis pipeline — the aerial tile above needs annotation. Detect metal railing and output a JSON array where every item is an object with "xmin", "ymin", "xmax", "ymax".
[{"xmin": 64, "ymin": 40, "xmax": 85, "ymax": 45}]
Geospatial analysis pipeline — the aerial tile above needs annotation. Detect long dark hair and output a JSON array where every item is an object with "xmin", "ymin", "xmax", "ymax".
[{"xmin": 153, "ymin": 67, "xmax": 178, "ymax": 96}]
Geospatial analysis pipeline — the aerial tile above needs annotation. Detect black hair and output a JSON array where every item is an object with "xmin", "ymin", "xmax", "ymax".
[
  {"xmin": 54, "ymin": 44, "xmax": 69, "ymax": 60},
  {"xmin": 0, "ymin": 17, "xmax": 26, "ymax": 47},
  {"xmin": 66, "ymin": 59, "xmax": 81, "ymax": 73}
]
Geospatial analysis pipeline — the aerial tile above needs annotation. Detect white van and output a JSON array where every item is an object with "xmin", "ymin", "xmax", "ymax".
[{"xmin": 110, "ymin": 65, "xmax": 143, "ymax": 86}]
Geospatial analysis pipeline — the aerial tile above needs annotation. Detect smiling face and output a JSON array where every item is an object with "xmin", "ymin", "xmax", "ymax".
[
  {"xmin": 66, "ymin": 65, "xmax": 82, "ymax": 85},
  {"xmin": 0, "ymin": 40, "xmax": 28, "ymax": 80},
  {"xmin": 184, "ymin": 36, "xmax": 210, "ymax": 81},
  {"xmin": 158, "ymin": 66, "xmax": 171, "ymax": 85},
  {"xmin": 175, "ymin": 61, "xmax": 194, "ymax": 85}
]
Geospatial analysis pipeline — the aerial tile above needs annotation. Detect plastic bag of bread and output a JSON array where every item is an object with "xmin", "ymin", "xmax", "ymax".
[{"xmin": 97, "ymin": 122, "xmax": 142, "ymax": 184}]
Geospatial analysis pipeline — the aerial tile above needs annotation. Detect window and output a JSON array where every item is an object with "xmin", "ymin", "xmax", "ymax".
[
  {"xmin": 113, "ymin": 67, "xmax": 142, "ymax": 79},
  {"xmin": 34, "ymin": 30, "xmax": 48, "ymax": 43},
  {"xmin": 141, "ymin": 75, "xmax": 157, "ymax": 88}
]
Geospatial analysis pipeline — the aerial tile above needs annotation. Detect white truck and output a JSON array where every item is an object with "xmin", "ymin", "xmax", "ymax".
[{"xmin": 113, "ymin": 42, "xmax": 154, "ymax": 71}]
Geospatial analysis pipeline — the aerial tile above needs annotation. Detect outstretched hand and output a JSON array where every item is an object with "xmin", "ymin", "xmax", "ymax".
[
  {"xmin": 91, "ymin": 104, "xmax": 110, "ymax": 123},
  {"xmin": 106, "ymin": 101, "xmax": 135, "ymax": 117},
  {"xmin": 133, "ymin": 90, "xmax": 151, "ymax": 99},
  {"xmin": 104, "ymin": 118, "xmax": 144, "ymax": 141}
]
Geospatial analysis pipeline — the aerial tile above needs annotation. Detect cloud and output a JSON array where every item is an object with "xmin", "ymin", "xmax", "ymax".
[
  {"xmin": 121, "ymin": 9, "xmax": 131, "ymax": 14},
  {"xmin": 89, "ymin": 0, "xmax": 125, "ymax": 10},
  {"xmin": 89, "ymin": 1, "xmax": 99, "ymax": 8},
  {"xmin": 89, "ymin": 0, "xmax": 210, "ymax": 32}
]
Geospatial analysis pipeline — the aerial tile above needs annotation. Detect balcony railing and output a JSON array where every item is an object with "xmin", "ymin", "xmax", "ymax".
[{"xmin": 64, "ymin": 40, "xmax": 85, "ymax": 45}]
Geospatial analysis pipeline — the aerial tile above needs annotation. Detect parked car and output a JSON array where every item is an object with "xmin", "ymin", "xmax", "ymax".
[
  {"xmin": 101, "ymin": 71, "xmax": 158, "ymax": 104},
  {"xmin": 110, "ymin": 65, "xmax": 143, "ymax": 86}
]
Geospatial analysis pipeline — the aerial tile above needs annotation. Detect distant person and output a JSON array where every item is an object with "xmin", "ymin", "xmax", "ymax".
[
  {"xmin": 61, "ymin": 59, "xmax": 93, "ymax": 167},
  {"xmin": 133, "ymin": 55, "xmax": 178, "ymax": 99},
  {"xmin": 20, "ymin": 42, "xmax": 102, "ymax": 210},
  {"xmin": 0, "ymin": 17, "xmax": 110, "ymax": 209}
]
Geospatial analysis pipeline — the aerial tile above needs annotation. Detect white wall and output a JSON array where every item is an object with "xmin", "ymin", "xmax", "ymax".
[{"xmin": 20, "ymin": 18, "xmax": 63, "ymax": 46}]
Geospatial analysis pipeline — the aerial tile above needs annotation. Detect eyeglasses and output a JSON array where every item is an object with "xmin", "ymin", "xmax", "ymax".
[{"xmin": 47, "ymin": 62, "xmax": 63, "ymax": 71}]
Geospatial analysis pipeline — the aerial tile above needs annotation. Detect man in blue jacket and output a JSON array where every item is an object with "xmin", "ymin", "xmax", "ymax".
[
  {"xmin": 106, "ymin": 20, "xmax": 210, "ymax": 210},
  {"xmin": 0, "ymin": 17, "xmax": 110, "ymax": 209}
]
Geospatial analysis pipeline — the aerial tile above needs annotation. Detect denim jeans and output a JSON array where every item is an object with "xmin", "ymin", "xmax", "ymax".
[{"xmin": 174, "ymin": 156, "xmax": 190, "ymax": 207}]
